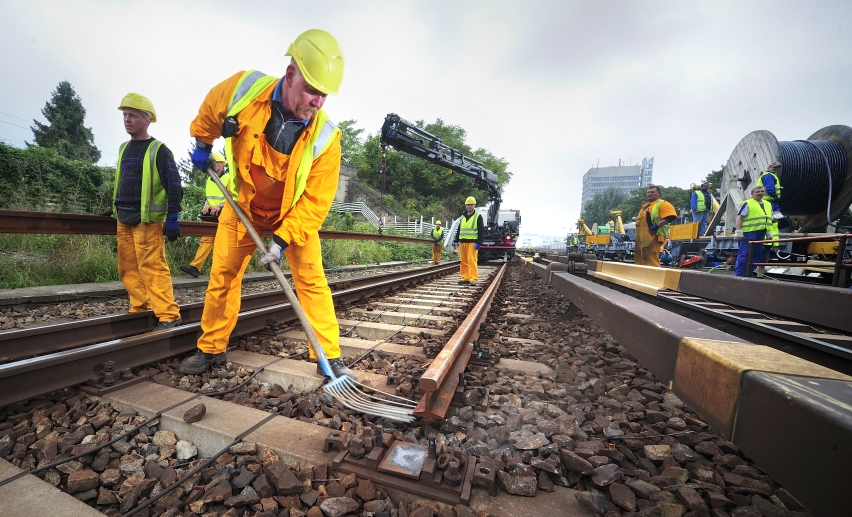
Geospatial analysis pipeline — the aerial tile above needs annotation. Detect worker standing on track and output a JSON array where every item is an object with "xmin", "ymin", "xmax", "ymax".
[
  {"xmin": 430, "ymin": 220, "xmax": 444, "ymax": 264},
  {"xmin": 454, "ymin": 196, "xmax": 484, "ymax": 284},
  {"xmin": 634, "ymin": 185, "xmax": 676, "ymax": 267},
  {"xmin": 179, "ymin": 153, "xmax": 235, "ymax": 278},
  {"xmin": 113, "ymin": 93, "xmax": 183, "ymax": 331},
  {"xmin": 179, "ymin": 29, "xmax": 354, "ymax": 380},
  {"xmin": 733, "ymin": 186, "xmax": 773, "ymax": 277},
  {"xmin": 691, "ymin": 181, "xmax": 712, "ymax": 236}
]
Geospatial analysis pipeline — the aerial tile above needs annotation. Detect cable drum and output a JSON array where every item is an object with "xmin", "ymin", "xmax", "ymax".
[
  {"xmin": 721, "ymin": 125, "xmax": 852, "ymax": 232},
  {"xmin": 777, "ymin": 139, "xmax": 847, "ymax": 216}
]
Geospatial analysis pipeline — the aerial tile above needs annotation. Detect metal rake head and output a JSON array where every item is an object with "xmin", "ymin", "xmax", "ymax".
[{"xmin": 323, "ymin": 376, "xmax": 417, "ymax": 423}]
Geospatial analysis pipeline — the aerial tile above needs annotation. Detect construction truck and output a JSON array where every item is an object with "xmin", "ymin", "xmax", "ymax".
[{"xmin": 380, "ymin": 114, "xmax": 519, "ymax": 261}]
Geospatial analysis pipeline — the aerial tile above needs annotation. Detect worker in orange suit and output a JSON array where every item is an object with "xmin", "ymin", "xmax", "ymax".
[
  {"xmin": 634, "ymin": 185, "xmax": 676, "ymax": 267},
  {"xmin": 179, "ymin": 29, "xmax": 354, "ymax": 380},
  {"xmin": 113, "ymin": 93, "xmax": 182, "ymax": 331},
  {"xmin": 179, "ymin": 152, "xmax": 234, "ymax": 277},
  {"xmin": 431, "ymin": 220, "xmax": 444, "ymax": 264},
  {"xmin": 454, "ymin": 196, "xmax": 484, "ymax": 284}
]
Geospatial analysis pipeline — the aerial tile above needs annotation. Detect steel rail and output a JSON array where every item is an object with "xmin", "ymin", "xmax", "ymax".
[
  {"xmin": 0, "ymin": 210, "xmax": 433, "ymax": 244},
  {"xmin": 0, "ymin": 263, "xmax": 459, "ymax": 407},
  {"xmin": 414, "ymin": 263, "xmax": 506, "ymax": 419},
  {"xmin": 0, "ymin": 263, "xmax": 458, "ymax": 362}
]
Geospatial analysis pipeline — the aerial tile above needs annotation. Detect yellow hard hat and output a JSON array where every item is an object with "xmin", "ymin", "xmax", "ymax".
[
  {"xmin": 118, "ymin": 93, "xmax": 156, "ymax": 122},
  {"xmin": 286, "ymin": 29, "xmax": 344, "ymax": 95},
  {"xmin": 435, "ymin": 220, "xmax": 442, "ymax": 225},
  {"xmin": 212, "ymin": 152, "xmax": 226, "ymax": 163},
  {"xmin": 464, "ymin": 196, "xmax": 476, "ymax": 205}
]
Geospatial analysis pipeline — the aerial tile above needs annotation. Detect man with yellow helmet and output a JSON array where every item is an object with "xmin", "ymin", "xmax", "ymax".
[
  {"xmin": 179, "ymin": 152, "xmax": 235, "ymax": 277},
  {"xmin": 180, "ymin": 29, "xmax": 353, "ymax": 379},
  {"xmin": 114, "ymin": 93, "xmax": 183, "ymax": 331},
  {"xmin": 430, "ymin": 220, "xmax": 444, "ymax": 264},
  {"xmin": 453, "ymin": 196, "xmax": 484, "ymax": 284}
]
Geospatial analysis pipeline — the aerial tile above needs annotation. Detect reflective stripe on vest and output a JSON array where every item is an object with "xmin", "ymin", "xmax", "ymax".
[
  {"xmin": 459, "ymin": 214, "xmax": 479, "ymax": 240},
  {"xmin": 644, "ymin": 199, "xmax": 671, "ymax": 239},
  {"xmin": 224, "ymin": 70, "xmax": 340, "ymax": 209},
  {"xmin": 741, "ymin": 199, "xmax": 772, "ymax": 232},
  {"xmin": 431, "ymin": 227, "xmax": 444, "ymax": 240},
  {"xmin": 695, "ymin": 191, "xmax": 709, "ymax": 212},
  {"xmin": 205, "ymin": 172, "xmax": 235, "ymax": 206},
  {"xmin": 756, "ymin": 172, "xmax": 781, "ymax": 201},
  {"xmin": 113, "ymin": 140, "xmax": 167, "ymax": 223}
]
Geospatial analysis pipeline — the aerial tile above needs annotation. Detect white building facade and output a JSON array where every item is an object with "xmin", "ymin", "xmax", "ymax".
[{"xmin": 581, "ymin": 157, "xmax": 654, "ymax": 207}]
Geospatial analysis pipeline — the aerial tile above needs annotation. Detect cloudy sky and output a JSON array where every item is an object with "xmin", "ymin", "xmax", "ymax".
[{"xmin": 2, "ymin": 0, "xmax": 851, "ymax": 238}]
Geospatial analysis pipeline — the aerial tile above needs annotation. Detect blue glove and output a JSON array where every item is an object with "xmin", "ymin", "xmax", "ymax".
[
  {"xmin": 474, "ymin": 243, "xmax": 481, "ymax": 250},
  {"xmin": 259, "ymin": 236, "xmax": 289, "ymax": 270},
  {"xmin": 191, "ymin": 142, "xmax": 212, "ymax": 172},
  {"xmin": 164, "ymin": 213, "xmax": 180, "ymax": 242},
  {"xmin": 648, "ymin": 224, "xmax": 658, "ymax": 234}
]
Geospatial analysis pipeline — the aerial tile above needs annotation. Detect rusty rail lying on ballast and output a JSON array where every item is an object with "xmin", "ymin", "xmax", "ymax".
[{"xmin": 414, "ymin": 263, "xmax": 506, "ymax": 419}]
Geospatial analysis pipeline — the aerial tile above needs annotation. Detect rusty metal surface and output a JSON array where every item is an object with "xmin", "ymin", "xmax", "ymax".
[
  {"xmin": 0, "ymin": 210, "xmax": 432, "ymax": 243},
  {"xmin": 677, "ymin": 269, "xmax": 852, "ymax": 334},
  {"xmin": 377, "ymin": 442, "xmax": 428, "ymax": 479},
  {"xmin": 734, "ymin": 372, "xmax": 852, "ymax": 517},
  {"xmin": 0, "ymin": 264, "xmax": 459, "ymax": 406}
]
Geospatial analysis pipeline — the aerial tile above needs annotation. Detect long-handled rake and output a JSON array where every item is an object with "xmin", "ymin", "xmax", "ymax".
[{"xmin": 205, "ymin": 166, "xmax": 416, "ymax": 422}]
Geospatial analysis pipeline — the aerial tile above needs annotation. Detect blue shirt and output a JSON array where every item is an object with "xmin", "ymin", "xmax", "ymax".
[{"xmin": 272, "ymin": 77, "xmax": 311, "ymax": 126}]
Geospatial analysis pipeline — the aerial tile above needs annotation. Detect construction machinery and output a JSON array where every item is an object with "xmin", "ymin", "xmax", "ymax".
[{"xmin": 380, "ymin": 113, "xmax": 519, "ymax": 261}]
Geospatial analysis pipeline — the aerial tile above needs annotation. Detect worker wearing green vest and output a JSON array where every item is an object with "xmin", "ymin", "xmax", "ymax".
[
  {"xmin": 690, "ymin": 182, "xmax": 712, "ymax": 236},
  {"xmin": 180, "ymin": 29, "xmax": 352, "ymax": 379},
  {"xmin": 454, "ymin": 196, "xmax": 484, "ymax": 284},
  {"xmin": 634, "ymin": 185, "xmax": 676, "ymax": 267},
  {"xmin": 179, "ymin": 153, "xmax": 235, "ymax": 277},
  {"xmin": 431, "ymin": 220, "xmax": 445, "ymax": 264},
  {"xmin": 113, "ymin": 93, "xmax": 183, "ymax": 331},
  {"xmin": 733, "ymin": 186, "xmax": 773, "ymax": 277}
]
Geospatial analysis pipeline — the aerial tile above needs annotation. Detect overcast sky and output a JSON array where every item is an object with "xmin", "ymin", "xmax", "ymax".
[{"xmin": 2, "ymin": 0, "xmax": 851, "ymax": 238}]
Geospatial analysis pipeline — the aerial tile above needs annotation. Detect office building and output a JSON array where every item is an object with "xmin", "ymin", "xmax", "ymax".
[{"xmin": 581, "ymin": 157, "xmax": 654, "ymax": 207}]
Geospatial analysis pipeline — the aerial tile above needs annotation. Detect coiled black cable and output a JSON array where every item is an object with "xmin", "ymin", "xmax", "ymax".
[{"xmin": 777, "ymin": 140, "xmax": 847, "ymax": 219}]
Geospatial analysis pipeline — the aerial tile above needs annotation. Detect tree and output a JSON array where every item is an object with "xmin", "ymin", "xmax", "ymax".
[
  {"xmin": 704, "ymin": 165, "xmax": 724, "ymax": 190},
  {"xmin": 338, "ymin": 119, "xmax": 364, "ymax": 166},
  {"xmin": 29, "ymin": 81, "xmax": 101, "ymax": 163},
  {"xmin": 581, "ymin": 188, "xmax": 627, "ymax": 227}
]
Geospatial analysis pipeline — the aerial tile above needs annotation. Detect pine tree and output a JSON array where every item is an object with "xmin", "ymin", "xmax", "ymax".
[{"xmin": 29, "ymin": 81, "xmax": 101, "ymax": 163}]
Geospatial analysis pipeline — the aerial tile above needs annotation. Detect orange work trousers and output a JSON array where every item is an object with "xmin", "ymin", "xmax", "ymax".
[
  {"xmin": 189, "ymin": 236, "xmax": 215, "ymax": 271},
  {"xmin": 634, "ymin": 214, "xmax": 663, "ymax": 267},
  {"xmin": 116, "ymin": 221, "xmax": 180, "ymax": 321},
  {"xmin": 197, "ymin": 204, "xmax": 341, "ymax": 359},
  {"xmin": 459, "ymin": 242, "xmax": 479, "ymax": 282},
  {"xmin": 432, "ymin": 242, "xmax": 442, "ymax": 264}
]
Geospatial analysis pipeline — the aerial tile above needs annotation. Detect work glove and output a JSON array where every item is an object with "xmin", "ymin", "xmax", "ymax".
[
  {"xmin": 474, "ymin": 243, "xmax": 481, "ymax": 250},
  {"xmin": 259, "ymin": 237, "xmax": 288, "ymax": 270},
  {"xmin": 766, "ymin": 231, "xmax": 774, "ymax": 240},
  {"xmin": 164, "ymin": 213, "xmax": 180, "ymax": 242},
  {"xmin": 772, "ymin": 212, "xmax": 784, "ymax": 220},
  {"xmin": 733, "ymin": 229, "xmax": 744, "ymax": 240},
  {"xmin": 648, "ymin": 224, "xmax": 658, "ymax": 234},
  {"xmin": 191, "ymin": 141, "xmax": 213, "ymax": 172}
]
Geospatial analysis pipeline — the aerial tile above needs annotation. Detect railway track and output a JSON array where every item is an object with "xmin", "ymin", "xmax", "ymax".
[{"xmin": 0, "ymin": 258, "xmax": 844, "ymax": 516}]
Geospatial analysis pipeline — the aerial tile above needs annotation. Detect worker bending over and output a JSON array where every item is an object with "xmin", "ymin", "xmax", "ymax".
[
  {"xmin": 634, "ymin": 185, "xmax": 676, "ymax": 267},
  {"xmin": 180, "ymin": 29, "xmax": 354, "ymax": 380},
  {"xmin": 454, "ymin": 196, "xmax": 483, "ymax": 284},
  {"xmin": 431, "ymin": 220, "xmax": 444, "ymax": 264},
  {"xmin": 113, "ymin": 93, "xmax": 183, "ymax": 331},
  {"xmin": 179, "ymin": 153, "xmax": 234, "ymax": 277},
  {"xmin": 733, "ymin": 186, "xmax": 772, "ymax": 277}
]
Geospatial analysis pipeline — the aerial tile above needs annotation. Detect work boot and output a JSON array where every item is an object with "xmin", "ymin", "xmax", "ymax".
[
  {"xmin": 180, "ymin": 265, "xmax": 201, "ymax": 278},
  {"xmin": 458, "ymin": 280, "xmax": 468, "ymax": 285},
  {"xmin": 153, "ymin": 319, "xmax": 181, "ymax": 331},
  {"xmin": 317, "ymin": 358, "xmax": 358, "ymax": 380},
  {"xmin": 180, "ymin": 349, "xmax": 227, "ymax": 374}
]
